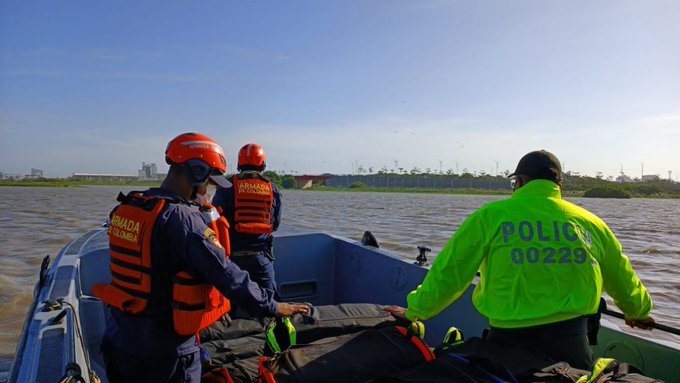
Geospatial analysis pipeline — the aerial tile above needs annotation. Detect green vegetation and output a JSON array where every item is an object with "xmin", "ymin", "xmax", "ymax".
[
  {"xmin": 566, "ymin": 177, "xmax": 678, "ymax": 198},
  {"xmin": 0, "ymin": 180, "xmax": 77, "ymax": 187},
  {"xmin": 3, "ymin": 172, "xmax": 679, "ymax": 199},
  {"xmin": 583, "ymin": 187, "xmax": 631, "ymax": 199},
  {"xmin": 0, "ymin": 178, "xmax": 161, "ymax": 188},
  {"xmin": 309, "ymin": 185, "xmax": 512, "ymax": 195},
  {"xmin": 308, "ymin": 172, "xmax": 680, "ymax": 199},
  {"xmin": 281, "ymin": 175, "xmax": 297, "ymax": 189},
  {"xmin": 262, "ymin": 171, "xmax": 282, "ymax": 188}
]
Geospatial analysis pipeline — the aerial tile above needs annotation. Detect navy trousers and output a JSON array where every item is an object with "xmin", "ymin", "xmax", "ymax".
[
  {"xmin": 230, "ymin": 252, "xmax": 278, "ymax": 318},
  {"xmin": 486, "ymin": 317, "xmax": 594, "ymax": 370},
  {"xmin": 103, "ymin": 342, "xmax": 201, "ymax": 383}
]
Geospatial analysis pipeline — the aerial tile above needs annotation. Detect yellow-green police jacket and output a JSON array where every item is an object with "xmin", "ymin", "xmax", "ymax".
[{"xmin": 405, "ymin": 180, "xmax": 652, "ymax": 328}]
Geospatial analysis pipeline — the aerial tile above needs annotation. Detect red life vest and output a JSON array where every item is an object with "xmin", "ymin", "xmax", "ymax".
[
  {"xmin": 200, "ymin": 204, "xmax": 231, "ymax": 256},
  {"xmin": 93, "ymin": 192, "xmax": 231, "ymax": 336},
  {"xmin": 232, "ymin": 173, "xmax": 274, "ymax": 235}
]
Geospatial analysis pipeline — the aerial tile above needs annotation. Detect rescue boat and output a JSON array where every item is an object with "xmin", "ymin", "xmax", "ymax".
[{"xmin": 6, "ymin": 225, "xmax": 680, "ymax": 382}]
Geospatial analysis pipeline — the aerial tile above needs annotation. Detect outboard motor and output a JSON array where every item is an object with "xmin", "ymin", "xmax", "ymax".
[
  {"xmin": 361, "ymin": 231, "xmax": 379, "ymax": 248},
  {"xmin": 415, "ymin": 246, "xmax": 431, "ymax": 266}
]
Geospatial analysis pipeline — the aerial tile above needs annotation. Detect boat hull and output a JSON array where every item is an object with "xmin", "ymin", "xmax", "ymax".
[{"xmin": 8, "ymin": 226, "xmax": 680, "ymax": 382}]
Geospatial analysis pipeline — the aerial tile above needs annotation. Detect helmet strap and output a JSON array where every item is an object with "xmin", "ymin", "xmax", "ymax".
[
  {"xmin": 190, "ymin": 185, "xmax": 199, "ymax": 201},
  {"xmin": 179, "ymin": 162, "xmax": 210, "ymax": 188},
  {"xmin": 238, "ymin": 164, "xmax": 265, "ymax": 172}
]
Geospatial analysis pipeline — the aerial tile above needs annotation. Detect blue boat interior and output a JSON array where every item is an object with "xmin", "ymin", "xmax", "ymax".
[{"xmin": 8, "ymin": 225, "xmax": 680, "ymax": 382}]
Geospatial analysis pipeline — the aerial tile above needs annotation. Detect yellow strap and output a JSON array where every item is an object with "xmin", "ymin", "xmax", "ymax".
[
  {"xmin": 576, "ymin": 358, "xmax": 616, "ymax": 383},
  {"xmin": 409, "ymin": 320, "xmax": 426, "ymax": 339},
  {"xmin": 443, "ymin": 326, "xmax": 464, "ymax": 345},
  {"xmin": 265, "ymin": 317, "xmax": 296, "ymax": 354}
]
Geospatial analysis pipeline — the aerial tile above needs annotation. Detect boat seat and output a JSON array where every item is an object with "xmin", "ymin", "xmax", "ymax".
[
  {"xmin": 79, "ymin": 297, "xmax": 110, "ymax": 380},
  {"xmin": 77, "ymin": 242, "xmax": 111, "ymax": 378},
  {"xmin": 79, "ymin": 248, "xmax": 111, "ymax": 297}
]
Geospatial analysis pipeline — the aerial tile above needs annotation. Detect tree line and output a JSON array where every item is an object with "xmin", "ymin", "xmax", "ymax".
[{"xmin": 263, "ymin": 170, "xmax": 680, "ymax": 198}]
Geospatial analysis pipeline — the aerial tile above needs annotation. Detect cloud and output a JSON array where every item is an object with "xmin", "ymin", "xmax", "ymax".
[
  {"xmin": 0, "ymin": 124, "xmax": 171, "ymax": 177},
  {"xmin": 26, "ymin": 47, "xmax": 63, "ymax": 57},
  {"xmin": 535, "ymin": 113, "xmax": 680, "ymax": 177},
  {"xmin": 207, "ymin": 44, "xmax": 292, "ymax": 63},
  {"xmin": 204, "ymin": 112, "xmax": 680, "ymax": 178},
  {"xmin": 632, "ymin": 114, "xmax": 680, "ymax": 132},
  {"xmin": 3, "ymin": 110, "xmax": 677, "ymax": 179},
  {"xmin": 207, "ymin": 116, "xmax": 525, "ymax": 175},
  {"xmin": 0, "ymin": 69, "xmax": 65, "ymax": 77},
  {"xmin": 87, "ymin": 49, "xmax": 126, "ymax": 61},
  {"xmin": 82, "ymin": 71, "xmax": 226, "ymax": 82},
  {"xmin": 45, "ymin": 133, "xmax": 170, "ymax": 176}
]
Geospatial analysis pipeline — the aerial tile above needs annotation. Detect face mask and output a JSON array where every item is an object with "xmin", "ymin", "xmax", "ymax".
[{"xmin": 195, "ymin": 183, "xmax": 217, "ymax": 205}]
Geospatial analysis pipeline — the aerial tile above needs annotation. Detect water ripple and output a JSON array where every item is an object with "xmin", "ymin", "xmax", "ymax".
[{"xmin": 1, "ymin": 187, "xmax": 679, "ymax": 357}]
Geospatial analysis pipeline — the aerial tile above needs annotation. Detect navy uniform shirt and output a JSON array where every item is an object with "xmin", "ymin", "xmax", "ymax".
[
  {"xmin": 212, "ymin": 176, "xmax": 282, "ymax": 252},
  {"xmin": 104, "ymin": 188, "xmax": 278, "ymax": 357}
]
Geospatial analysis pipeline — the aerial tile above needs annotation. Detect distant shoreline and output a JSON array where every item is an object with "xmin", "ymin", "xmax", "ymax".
[
  {"xmin": 303, "ymin": 186, "xmax": 679, "ymax": 199},
  {"xmin": 298, "ymin": 186, "xmax": 603, "ymax": 198},
  {"xmin": 0, "ymin": 180, "xmax": 161, "ymax": 188},
  {"xmin": 302, "ymin": 186, "xmax": 513, "ymax": 196},
  {"xmin": 1, "ymin": 179, "xmax": 678, "ymax": 199}
]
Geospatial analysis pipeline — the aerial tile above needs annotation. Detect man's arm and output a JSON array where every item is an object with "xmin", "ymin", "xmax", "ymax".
[
  {"xmin": 185, "ymin": 221, "xmax": 309, "ymax": 316},
  {"xmin": 167, "ymin": 207, "xmax": 280, "ymax": 317},
  {"xmin": 405, "ymin": 211, "xmax": 486, "ymax": 321},
  {"xmin": 598, "ymin": 225, "xmax": 653, "ymax": 321},
  {"xmin": 272, "ymin": 184, "xmax": 282, "ymax": 231}
]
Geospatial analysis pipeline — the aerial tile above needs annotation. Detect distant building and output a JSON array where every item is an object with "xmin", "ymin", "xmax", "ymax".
[
  {"xmin": 616, "ymin": 174, "xmax": 633, "ymax": 183},
  {"xmin": 138, "ymin": 162, "xmax": 159, "ymax": 180},
  {"xmin": 0, "ymin": 172, "xmax": 23, "ymax": 180},
  {"xmin": 641, "ymin": 174, "xmax": 660, "ymax": 182},
  {"xmin": 71, "ymin": 173, "xmax": 138, "ymax": 182},
  {"xmin": 24, "ymin": 168, "xmax": 44, "ymax": 179},
  {"xmin": 293, "ymin": 175, "xmax": 333, "ymax": 189}
]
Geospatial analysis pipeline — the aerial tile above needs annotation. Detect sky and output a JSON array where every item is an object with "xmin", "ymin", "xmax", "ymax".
[{"xmin": 1, "ymin": 1, "xmax": 679, "ymax": 179}]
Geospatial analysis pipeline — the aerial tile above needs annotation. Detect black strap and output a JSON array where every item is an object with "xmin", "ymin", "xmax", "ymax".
[{"xmin": 587, "ymin": 297, "xmax": 606, "ymax": 345}]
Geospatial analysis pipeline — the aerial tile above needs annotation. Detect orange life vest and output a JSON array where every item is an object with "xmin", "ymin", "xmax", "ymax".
[
  {"xmin": 200, "ymin": 204, "xmax": 231, "ymax": 256},
  {"xmin": 93, "ymin": 192, "xmax": 231, "ymax": 336},
  {"xmin": 232, "ymin": 173, "xmax": 274, "ymax": 235}
]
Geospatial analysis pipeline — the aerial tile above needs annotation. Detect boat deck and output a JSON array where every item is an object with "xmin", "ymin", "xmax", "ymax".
[{"xmin": 7, "ymin": 226, "xmax": 680, "ymax": 382}]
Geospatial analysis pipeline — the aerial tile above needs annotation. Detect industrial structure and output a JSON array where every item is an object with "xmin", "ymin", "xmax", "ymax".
[
  {"xmin": 70, "ymin": 162, "xmax": 161, "ymax": 182},
  {"xmin": 138, "ymin": 162, "xmax": 158, "ymax": 180}
]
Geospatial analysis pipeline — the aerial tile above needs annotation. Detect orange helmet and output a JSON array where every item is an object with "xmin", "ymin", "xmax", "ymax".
[
  {"xmin": 165, "ymin": 133, "xmax": 231, "ymax": 187},
  {"xmin": 237, "ymin": 143, "xmax": 266, "ymax": 170}
]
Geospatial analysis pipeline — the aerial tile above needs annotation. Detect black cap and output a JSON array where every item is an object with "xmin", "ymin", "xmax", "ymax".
[
  {"xmin": 508, "ymin": 150, "xmax": 562, "ymax": 181},
  {"xmin": 209, "ymin": 174, "xmax": 232, "ymax": 188}
]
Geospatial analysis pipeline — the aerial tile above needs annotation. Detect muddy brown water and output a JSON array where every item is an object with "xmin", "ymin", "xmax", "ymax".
[{"xmin": 1, "ymin": 186, "xmax": 678, "ymax": 371}]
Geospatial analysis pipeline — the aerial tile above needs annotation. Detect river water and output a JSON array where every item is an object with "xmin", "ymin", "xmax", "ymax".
[{"xmin": 1, "ymin": 186, "xmax": 679, "ymax": 369}]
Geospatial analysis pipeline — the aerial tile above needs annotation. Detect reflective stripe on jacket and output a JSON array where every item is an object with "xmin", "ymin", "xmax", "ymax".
[
  {"xmin": 232, "ymin": 173, "xmax": 274, "ymax": 235},
  {"xmin": 93, "ymin": 192, "xmax": 231, "ymax": 336},
  {"xmin": 406, "ymin": 180, "xmax": 652, "ymax": 328},
  {"xmin": 201, "ymin": 204, "xmax": 231, "ymax": 256}
]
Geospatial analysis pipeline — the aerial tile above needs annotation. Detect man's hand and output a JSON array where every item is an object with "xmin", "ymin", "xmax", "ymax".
[
  {"xmin": 625, "ymin": 315, "xmax": 655, "ymax": 330},
  {"xmin": 277, "ymin": 302, "xmax": 310, "ymax": 317},
  {"xmin": 383, "ymin": 305, "xmax": 407, "ymax": 320}
]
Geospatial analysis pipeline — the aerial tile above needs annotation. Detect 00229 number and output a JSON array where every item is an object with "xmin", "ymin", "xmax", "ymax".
[{"xmin": 510, "ymin": 247, "xmax": 587, "ymax": 265}]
